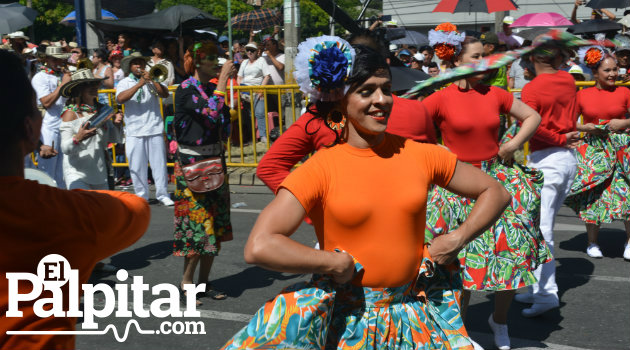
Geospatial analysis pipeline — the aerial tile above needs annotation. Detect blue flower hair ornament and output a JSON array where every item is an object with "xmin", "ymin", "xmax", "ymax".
[{"xmin": 294, "ymin": 35, "xmax": 355, "ymax": 102}]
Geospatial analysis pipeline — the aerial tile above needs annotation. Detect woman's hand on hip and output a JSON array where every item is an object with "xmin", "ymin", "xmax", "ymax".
[
  {"xmin": 329, "ymin": 250, "xmax": 355, "ymax": 284},
  {"xmin": 427, "ymin": 231, "xmax": 466, "ymax": 265}
]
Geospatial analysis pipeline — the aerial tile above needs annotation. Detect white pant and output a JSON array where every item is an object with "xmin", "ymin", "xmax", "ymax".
[
  {"xmin": 68, "ymin": 180, "xmax": 109, "ymax": 191},
  {"xmin": 125, "ymin": 134, "xmax": 169, "ymax": 201},
  {"xmin": 527, "ymin": 147, "xmax": 577, "ymax": 304},
  {"xmin": 37, "ymin": 128, "xmax": 66, "ymax": 189}
]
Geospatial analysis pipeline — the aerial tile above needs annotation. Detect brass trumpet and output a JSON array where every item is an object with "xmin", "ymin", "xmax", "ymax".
[
  {"xmin": 76, "ymin": 58, "xmax": 94, "ymax": 70},
  {"xmin": 148, "ymin": 64, "xmax": 168, "ymax": 83},
  {"xmin": 146, "ymin": 63, "xmax": 168, "ymax": 96}
]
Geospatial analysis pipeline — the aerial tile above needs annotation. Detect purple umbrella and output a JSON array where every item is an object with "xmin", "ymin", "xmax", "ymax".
[{"xmin": 510, "ymin": 12, "xmax": 573, "ymax": 28}]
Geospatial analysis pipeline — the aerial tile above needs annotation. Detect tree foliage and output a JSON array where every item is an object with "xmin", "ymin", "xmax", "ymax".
[
  {"xmin": 157, "ymin": 0, "xmax": 254, "ymax": 23},
  {"xmin": 263, "ymin": 0, "xmax": 363, "ymax": 38},
  {"xmin": 17, "ymin": 0, "xmax": 75, "ymax": 42}
]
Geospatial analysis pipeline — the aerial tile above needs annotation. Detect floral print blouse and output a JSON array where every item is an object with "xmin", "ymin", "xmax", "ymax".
[{"xmin": 174, "ymin": 76, "xmax": 229, "ymax": 147}]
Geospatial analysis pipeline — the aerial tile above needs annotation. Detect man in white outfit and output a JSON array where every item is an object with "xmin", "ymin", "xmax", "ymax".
[
  {"xmin": 519, "ymin": 45, "xmax": 581, "ymax": 317},
  {"xmin": 116, "ymin": 52, "xmax": 174, "ymax": 206},
  {"xmin": 31, "ymin": 46, "xmax": 72, "ymax": 188}
]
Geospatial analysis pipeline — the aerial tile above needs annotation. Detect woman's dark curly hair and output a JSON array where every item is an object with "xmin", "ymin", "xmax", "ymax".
[{"xmin": 305, "ymin": 44, "xmax": 390, "ymax": 146}]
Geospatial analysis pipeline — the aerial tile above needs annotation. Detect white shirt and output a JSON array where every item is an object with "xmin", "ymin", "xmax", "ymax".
[
  {"xmin": 113, "ymin": 68, "xmax": 125, "ymax": 88},
  {"xmin": 32, "ymin": 71, "xmax": 67, "ymax": 144},
  {"xmin": 116, "ymin": 76, "xmax": 164, "ymax": 137},
  {"xmin": 238, "ymin": 57, "xmax": 269, "ymax": 86},
  {"xmin": 263, "ymin": 53, "xmax": 285, "ymax": 85},
  {"xmin": 59, "ymin": 112, "xmax": 122, "ymax": 185},
  {"xmin": 147, "ymin": 57, "xmax": 175, "ymax": 86}
]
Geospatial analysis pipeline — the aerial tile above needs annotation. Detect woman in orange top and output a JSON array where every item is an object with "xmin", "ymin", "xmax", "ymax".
[{"xmin": 221, "ymin": 36, "xmax": 510, "ymax": 349}]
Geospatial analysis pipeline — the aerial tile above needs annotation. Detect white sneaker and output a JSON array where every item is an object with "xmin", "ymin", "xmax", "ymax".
[
  {"xmin": 623, "ymin": 243, "xmax": 630, "ymax": 261},
  {"xmin": 488, "ymin": 314, "xmax": 511, "ymax": 350},
  {"xmin": 586, "ymin": 243, "xmax": 603, "ymax": 258},
  {"xmin": 469, "ymin": 338, "xmax": 484, "ymax": 350},
  {"xmin": 159, "ymin": 196, "xmax": 175, "ymax": 207},
  {"xmin": 522, "ymin": 300, "xmax": 559, "ymax": 318},
  {"xmin": 514, "ymin": 293, "xmax": 535, "ymax": 304}
]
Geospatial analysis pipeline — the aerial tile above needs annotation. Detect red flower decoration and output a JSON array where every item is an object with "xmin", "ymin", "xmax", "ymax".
[
  {"xmin": 435, "ymin": 43, "xmax": 456, "ymax": 61},
  {"xmin": 435, "ymin": 22, "xmax": 458, "ymax": 33},
  {"xmin": 585, "ymin": 48, "xmax": 603, "ymax": 67}
]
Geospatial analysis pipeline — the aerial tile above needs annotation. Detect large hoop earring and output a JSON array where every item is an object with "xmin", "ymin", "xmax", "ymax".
[{"xmin": 326, "ymin": 110, "xmax": 346, "ymax": 131}]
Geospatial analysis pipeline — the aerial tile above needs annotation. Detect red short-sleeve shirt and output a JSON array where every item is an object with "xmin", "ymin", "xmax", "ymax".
[{"xmin": 423, "ymin": 84, "xmax": 514, "ymax": 162}]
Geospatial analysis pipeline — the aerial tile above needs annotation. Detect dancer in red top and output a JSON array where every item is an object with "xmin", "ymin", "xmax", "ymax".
[
  {"xmin": 423, "ymin": 33, "xmax": 547, "ymax": 350},
  {"xmin": 515, "ymin": 40, "xmax": 582, "ymax": 318},
  {"xmin": 257, "ymin": 95, "xmax": 436, "ymax": 193},
  {"xmin": 565, "ymin": 50, "xmax": 630, "ymax": 260}
]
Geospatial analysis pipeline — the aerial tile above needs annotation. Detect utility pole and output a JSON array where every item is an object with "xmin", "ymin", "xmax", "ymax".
[
  {"xmin": 283, "ymin": 0, "xmax": 300, "ymax": 127},
  {"xmin": 26, "ymin": 0, "xmax": 35, "ymax": 42},
  {"xmin": 495, "ymin": 11, "xmax": 505, "ymax": 33},
  {"xmin": 330, "ymin": 16, "xmax": 335, "ymax": 35},
  {"xmin": 84, "ymin": 0, "xmax": 102, "ymax": 50},
  {"xmin": 284, "ymin": 0, "xmax": 299, "ymax": 85},
  {"xmin": 74, "ymin": 0, "xmax": 86, "ymax": 47}
]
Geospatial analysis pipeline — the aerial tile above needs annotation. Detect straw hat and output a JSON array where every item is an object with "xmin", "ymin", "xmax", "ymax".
[
  {"xmin": 6, "ymin": 31, "xmax": 29, "ymax": 41},
  {"xmin": 44, "ymin": 46, "xmax": 71, "ymax": 59},
  {"xmin": 59, "ymin": 69, "xmax": 106, "ymax": 98},
  {"xmin": 121, "ymin": 52, "xmax": 149, "ymax": 75}
]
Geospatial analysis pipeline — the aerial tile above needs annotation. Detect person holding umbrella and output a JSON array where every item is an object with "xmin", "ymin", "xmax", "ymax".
[{"xmin": 571, "ymin": 0, "xmax": 616, "ymax": 24}]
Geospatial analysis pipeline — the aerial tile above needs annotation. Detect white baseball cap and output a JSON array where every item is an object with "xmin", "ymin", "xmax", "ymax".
[
  {"xmin": 503, "ymin": 16, "xmax": 515, "ymax": 25},
  {"xmin": 413, "ymin": 53, "xmax": 425, "ymax": 61},
  {"xmin": 568, "ymin": 65, "xmax": 584, "ymax": 74}
]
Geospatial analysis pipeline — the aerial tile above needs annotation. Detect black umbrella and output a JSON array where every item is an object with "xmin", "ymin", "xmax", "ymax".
[
  {"xmin": 88, "ymin": 5, "xmax": 223, "ymax": 33},
  {"xmin": 517, "ymin": 27, "xmax": 555, "ymax": 41},
  {"xmin": 568, "ymin": 19, "xmax": 622, "ymax": 35},
  {"xmin": 0, "ymin": 3, "xmax": 37, "ymax": 34},
  {"xmin": 390, "ymin": 66, "xmax": 430, "ymax": 92},
  {"xmin": 390, "ymin": 30, "xmax": 429, "ymax": 47},
  {"xmin": 586, "ymin": 0, "xmax": 630, "ymax": 9}
]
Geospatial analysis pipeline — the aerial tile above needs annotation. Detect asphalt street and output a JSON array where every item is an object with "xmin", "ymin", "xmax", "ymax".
[{"xmin": 74, "ymin": 185, "xmax": 630, "ymax": 350}]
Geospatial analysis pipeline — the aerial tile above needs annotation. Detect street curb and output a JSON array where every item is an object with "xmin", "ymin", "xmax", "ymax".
[{"xmin": 227, "ymin": 167, "xmax": 265, "ymax": 187}]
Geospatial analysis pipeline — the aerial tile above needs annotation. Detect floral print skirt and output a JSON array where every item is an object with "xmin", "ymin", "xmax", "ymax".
[
  {"xmin": 564, "ymin": 130, "xmax": 630, "ymax": 225},
  {"xmin": 221, "ymin": 249, "xmax": 473, "ymax": 350},
  {"xmin": 172, "ymin": 152, "xmax": 233, "ymax": 257},
  {"xmin": 425, "ymin": 157, "xmax": 551, "ymax": 291}
]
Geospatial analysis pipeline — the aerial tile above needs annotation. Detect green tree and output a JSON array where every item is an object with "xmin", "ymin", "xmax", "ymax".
[
  {"xmin": 17, "ymin": 0, "xmax": 74, "ymax": 42},
  {"xmin": 157, "ymin": 0, "xmax": 254, "ymax": 39},
  {"xmin": 263, "ymin": 0, "xmax": 363, "ymax": 39},
  {"xmin": 157, "ymin": 0, "xmax": 254, "ymax": 24}
]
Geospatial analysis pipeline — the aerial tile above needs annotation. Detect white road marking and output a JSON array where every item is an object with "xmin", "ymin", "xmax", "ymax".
[
  {"xmin": 87, "ymin": 301, "xmax": 594, "ymax": 350},
  {"xmin": 230, "ymin": 208, "xmax": 262, "ymax": 213}
]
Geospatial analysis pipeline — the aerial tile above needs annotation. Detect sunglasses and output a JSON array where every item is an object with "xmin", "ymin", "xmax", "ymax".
[
  {"xmin": 71, "ymin": 51, "xmax": 80, "ymax": 54},
  {"xmin": 246, "ymin": 48, "xmax": 257, "ymax": 53}
]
